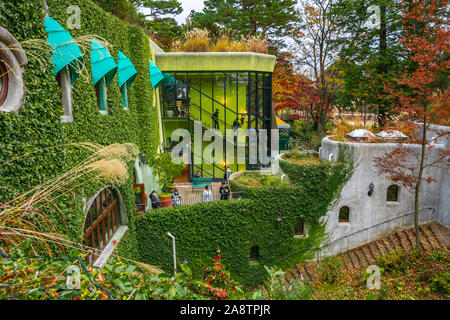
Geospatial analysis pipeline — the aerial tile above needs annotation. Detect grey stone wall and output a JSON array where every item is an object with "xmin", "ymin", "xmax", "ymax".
[{"xmin": 318, "ymin": 131, "xmax": 448, "ymax": 256}]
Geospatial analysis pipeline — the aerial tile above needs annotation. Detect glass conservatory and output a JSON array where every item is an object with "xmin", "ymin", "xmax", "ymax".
[{"xmin": 155, "ymin": 52, "xmax": 276, "ymax": 180}]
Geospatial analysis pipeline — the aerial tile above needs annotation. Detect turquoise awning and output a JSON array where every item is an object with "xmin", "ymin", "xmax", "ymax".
[
  {"xmin": 149, "ymin": 60, "xmax": 164, "ymax": 88},
  {"xmin": 161, "ymin": 72, "xmax": 177, "ymax": 86},
  {"xmin": 90, "ymin": 40, "xmax": 117, "ymax": 86},
  {"xmin": 44, "ymin": 17, "xmax": 84, "ymax": 84},
  {"xmin": 118, "ymin": 51, "xmax": 137, "ymax": 89}
]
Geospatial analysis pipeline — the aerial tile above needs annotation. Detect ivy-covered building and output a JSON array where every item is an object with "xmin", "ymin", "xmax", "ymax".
[{"xmin": 0, "ymin": 0, "xmax": 348, "ymax": 286}]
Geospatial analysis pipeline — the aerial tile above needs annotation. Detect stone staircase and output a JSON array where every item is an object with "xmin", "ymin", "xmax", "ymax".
[{"xmin": 283, "ymin": 222, "xmax": 449, "ymax": 284}]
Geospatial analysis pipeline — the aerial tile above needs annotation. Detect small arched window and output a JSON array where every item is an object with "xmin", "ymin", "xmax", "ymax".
[
  {"xmin": 339, "ymin": 206, "xmax": 350, "ymax": 223},
  {"xmin": 0, "ymin": 60, "xmax": 8, "ymax": 106},
  {"xmin": 57, "ymin": 65, "xmax": 74, "ymax": 122},
  {"xmin": 294, "ymin": 219, "xmax": 305, "ymax": 236},
  {"xmin": 121, "ymin": 83, "xmax": 129, "ymax": 109},
  {"xmin": 250, "ymin": 246, "xmax": 259, "ymax": 262},
  {"xmin": 387, "ymin": 185, "xmax": 399, "ymax": 202}
]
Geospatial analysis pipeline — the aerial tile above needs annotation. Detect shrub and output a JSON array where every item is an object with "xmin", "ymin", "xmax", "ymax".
[
  {"xmin": 257, "ymin": 266, "xmax": 311, "ymax": 300},
  {"xmin": 317, "ymin": 256, "xmax": 343, "ymax": 283},
  {"xmin": 430, "ymin": 272, "xmax": 450, "ymax": 295},
  {"xmin": 211, "ymin": 38, "xmax": 231, "ymax": 52},
  {"xmin": 375, "ymin": 249, "xmax": 414, "ymax": 275},
  {"xmin": 233, "ymin": 172, "xmax": 284, "ymax": 187}
]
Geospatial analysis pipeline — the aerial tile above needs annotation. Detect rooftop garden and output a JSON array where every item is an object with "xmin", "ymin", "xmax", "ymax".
[
  {"xmin": 281, "ymin": 150, "xmax": 321, "ymax": 165},
  {"xmin": 170, "ymin": 29, "xmax": 268, "ymax": 54},
  {"xmin": 233, "ymin": 172, "xmax": 288, "ymax": 187}
]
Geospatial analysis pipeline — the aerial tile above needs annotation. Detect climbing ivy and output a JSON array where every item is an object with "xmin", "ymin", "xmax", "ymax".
[
  {"xmin": 135, "ymin": 159, "xmax": 352, "ymax": 287},
  {"xmin": 0, "ymin": 0, "xmax": 159, "ymax": 259}
]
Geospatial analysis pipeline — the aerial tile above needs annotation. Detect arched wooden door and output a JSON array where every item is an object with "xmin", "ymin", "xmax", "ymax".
[{"xmin": 83, "ymin": 187, "xmax": 122, "ymax": 264}]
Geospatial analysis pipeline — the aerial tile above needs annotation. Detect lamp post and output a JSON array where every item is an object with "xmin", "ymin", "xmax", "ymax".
[{"xmin": 166, "ymin": 232, "xmax": 176, "ymax": 274}]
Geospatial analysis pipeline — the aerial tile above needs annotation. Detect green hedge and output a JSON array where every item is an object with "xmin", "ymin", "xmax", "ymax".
[
  {"xmin": 135, "ymin": 159, "xmax": 352, "ymax": 287},
  {"xmin": 0, "ymin": 0, "xmax": 159, "ymax": 259}
]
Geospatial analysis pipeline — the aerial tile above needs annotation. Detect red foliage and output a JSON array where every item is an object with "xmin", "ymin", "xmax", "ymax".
[
  {"xmin": 272, "ymin": 52, "xmax": 319, "ymax": 113},
  {"xmin": 375, "ymin": 0, "xmax": 449, "ymax": 192}
]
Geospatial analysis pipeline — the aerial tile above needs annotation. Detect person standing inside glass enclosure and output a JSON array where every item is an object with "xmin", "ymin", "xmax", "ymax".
[{"xmin": 212, "ymin": 109, "xmax": 220, "ymax": 130}]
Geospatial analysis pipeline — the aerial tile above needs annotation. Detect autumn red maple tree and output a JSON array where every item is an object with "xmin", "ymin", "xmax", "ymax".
[{"xmin": 374, "ymin": 0, "xmax": 449, "ymax": 248}]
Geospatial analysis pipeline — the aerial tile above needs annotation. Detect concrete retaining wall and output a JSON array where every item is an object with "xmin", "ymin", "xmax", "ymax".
[{"xmin": 318, "ymin": 131, "xmax": 448, "ymax": 256}]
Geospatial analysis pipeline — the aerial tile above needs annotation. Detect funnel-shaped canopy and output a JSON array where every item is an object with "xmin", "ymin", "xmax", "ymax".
[
  {"xmin": 90, "ymin": 40, "xmax": 117, "ymax": 86},
  {"xmin": 118, "ymin": 51, "xmax": 137, "ymax": 89},
  {"xmin": 149, "ymin": 60, "xmax": 164, "ymax": 88}
]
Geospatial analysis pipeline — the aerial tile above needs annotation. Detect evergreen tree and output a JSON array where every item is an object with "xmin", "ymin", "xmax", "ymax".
[
  {"xmin": 329, "ymin": 0, "xmax": 405, "ymax": 128},
  {"xmin": 189, "ymin": 0, "xmax": 298, "ymax": 45},
  {"xmin": 137, "ymin": 0, "xmax": 183, "ymax": 19}
]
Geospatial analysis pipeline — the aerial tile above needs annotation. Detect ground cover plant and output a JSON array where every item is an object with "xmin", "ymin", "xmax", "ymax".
[{"xmin": 308, "ymin": 248, "xmax": 449, "ymax": 300}]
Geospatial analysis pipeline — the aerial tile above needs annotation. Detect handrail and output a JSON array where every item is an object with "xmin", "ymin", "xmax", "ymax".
[
  {"xmin": 323, "ymin": 207, "xmax": 436, "ymax": 249},
  {"xmin": 190, "ymin": 103, "xmax": 233, "ymax": 129},
  {"xmin": 192, "ymin": 151, "xmax": 226, "ymax": 174},
  {"xmin": 193, "ymin": 164, "xmax": 215, "ymax": 178},
  {"xmin": 188, "ymin": 110, "xmax": 236, "ymax": 147},
  {"xmin": 237, "ymin": 206, "xmax": 437, "ymax": 284}
]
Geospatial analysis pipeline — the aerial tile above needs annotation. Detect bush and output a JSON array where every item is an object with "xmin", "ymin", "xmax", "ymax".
[
  {"xmin": 430, "ymin": 272, "xmax": 450, "ymax": 295},
  {"xmin": 136, "ymin": 160, "xmax": 351, "ymax": 287},
  {"xmin": 375, "ymin": 250, "xmax": 413, "ymax": 275},
  {"xmin": 233, "ymin": 172, "xmax": 284, "ymax": 187},
  {"xmin": 256, "ymin": 266, "xmax": 311, "ymax": 300}
]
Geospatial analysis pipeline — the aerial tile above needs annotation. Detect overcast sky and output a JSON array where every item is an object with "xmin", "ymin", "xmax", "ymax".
[
  {"xmin": 176, "ymin": 0, "xmax": 205, "ymax": 24},
  {"xmin": 140, "ymin": 0, "xmax": 205, "ymax": 24}
]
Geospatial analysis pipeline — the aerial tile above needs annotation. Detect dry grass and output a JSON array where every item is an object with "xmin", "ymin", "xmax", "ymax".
[
  {"xmin": 171, "ymin": 31, "xmax": 268, "ymax": 54},
  {"xmin": 0, "ymin": 142, "xmax": 139, "ymax": 257}
]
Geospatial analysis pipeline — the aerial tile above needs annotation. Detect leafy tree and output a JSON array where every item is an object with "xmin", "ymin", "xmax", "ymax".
[
  {"xmin": 374, "ymin": 0, "xmax": 449, "ymax": 249},
  {"xmin": 188, "ymin": 0, "xmax": 298, "ymax": 46},
  {"xmin": 292, "ymin": 0, "xmax": 343, "ymax": 138},
  {"xmin": 94, "ymin": 0, "xmax": 143, "ymax": 24},
  {"xmin": 136, "ymin": 0, "xmax": 184, "ymax": 50},
  {"xmin": 136, "ymin": 0, "xmax": 183, "ymax": 19},
  {"xmin": 143, "ymin": 17, "xmax": 183, "ymax": 50},
  {"xmin": 95, "ymin": 0, "xmax": 184, "ymax": 50},
  {"xmin": 329, "ymin": 0, "xmax": 405, "ymax": 128},
  {"xmin": 273, "ymin": 53, "xmax": 319, "ymax": 118}
]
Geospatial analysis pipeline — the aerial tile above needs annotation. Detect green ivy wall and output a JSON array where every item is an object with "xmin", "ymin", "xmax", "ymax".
[{"xmin": 135, "ymin": 159, "xmax": 352, "ymax": 287}]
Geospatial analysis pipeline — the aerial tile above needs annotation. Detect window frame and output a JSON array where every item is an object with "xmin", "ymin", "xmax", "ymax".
[
  {"xmin": 250, "ymin": 245, "xmax": 260, "ymax": 262},
  {"xmin": 121, "ymin": 82, "xmax": 129, "ymax": 110},
  {"xmin": 294, "ymin": 219, "xmax": 305, "ymax": 237},
  {"xmin": 338, "ymin": 206, "xmax": 350, "ymax": 223},
  {"xmin": 386, "ymin": 185, "xmax": 399, "ymax": 202},
  {"xmin": 0, "ymin": 60, "xmax": 9, "ymax": 106},
  {"xmin": 57, "ymin": 65, "xmax": 74, "ymax": 122},
  {"xmin": 95, "ymin": 76, "xmax": 108, "ymax": 114},
  {"xmin": 83, "ymin": 188, "xmax": 123, "ymax": 264}
]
